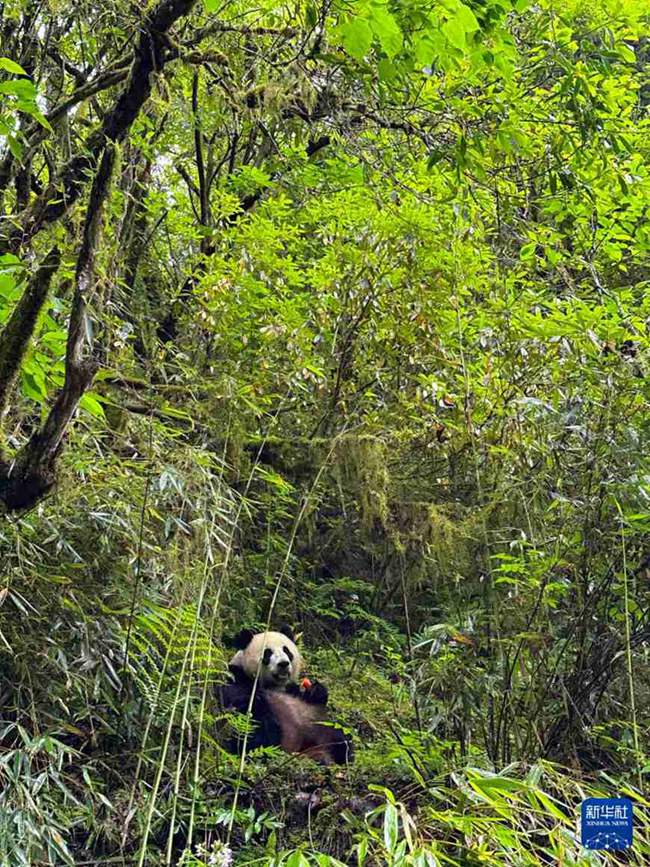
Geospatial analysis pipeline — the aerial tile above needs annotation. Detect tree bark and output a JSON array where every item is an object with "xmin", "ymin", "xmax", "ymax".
[
  {"xmin": 0, "ymin": 0, "xmax": 200, "ymax": 513},
  {"xmin": 2, "ymin": 0, "xmax": 198, "ymax": 253},
  {"xmin": 0, "ymin": 247, "xmax": 61, "ymax": 425},
  {"xmin": 0, "ymin": 147, "xmax": 115, "ymax": 513}
]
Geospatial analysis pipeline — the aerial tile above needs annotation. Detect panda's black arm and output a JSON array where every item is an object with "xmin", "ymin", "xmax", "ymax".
[
  {"xmin": 218, "ymin": 681, "xmax": 283, "ymax": 753},
  {"xmin": 252, "ymin": 711, "xmax": 283, "ymax": 750},
  {"xmin": 285, "ymin": 680, "xmax": 329, "ymax": 706},
  {"xmin": 216, "ymin": 667, "xmax": 256, "ymax": 713},
  {"xmin": 218, "ymin": 680, "xmax": 249, "ymax": 713}
]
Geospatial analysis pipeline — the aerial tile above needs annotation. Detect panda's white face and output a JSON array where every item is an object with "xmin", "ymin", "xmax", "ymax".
[{"xmin": 232, "ymin": 631, "xmax": 302, "ymax": 688}]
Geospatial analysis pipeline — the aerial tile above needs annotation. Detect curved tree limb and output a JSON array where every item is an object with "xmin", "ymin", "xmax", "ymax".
[
  {"xmin": 3, "ymin": 0, "xmax": 198, "ymax": 254},
  {"xmin": 0, "ymin": 146, "xmax": 116, "ymax": 513},
  {"xmin": 0, "ymin": 246, "xmax": 61, "ymax": 426}
]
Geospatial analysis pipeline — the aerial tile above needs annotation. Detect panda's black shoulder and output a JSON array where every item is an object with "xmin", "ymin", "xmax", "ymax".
[
  {"xmin": 218, "ymin": 670, "xmax": 274, "ymax": 718},
  {"xmin": 227, "ymin": 663, "xmax": 253, "ymax": 685},
  {"xmin": 217, "ymin": 665, "xmax": 252, "ymax": 710},
  {"xmin": 217, "ymin": 670, "xmax": 283, "ymax": 752}
]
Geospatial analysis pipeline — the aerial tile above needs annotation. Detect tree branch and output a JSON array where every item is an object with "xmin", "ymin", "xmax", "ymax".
[
  {"xmin": 0, "ymin": 64, "xmax": 131, "ymax": 202},
  {"xmin": 0, "ymin": 145, "xmax": 116, "ymax": 513},
  {"xmin": 3, "ymin": 0, "xmax": 198, "ymax": 253},
  {"xmin": 192, "ymin": 69, "xmax": 212, "ymax": 253},
  {"xmin": 0, "ymin": 247, "xmax": 61, "ymax": 426}
]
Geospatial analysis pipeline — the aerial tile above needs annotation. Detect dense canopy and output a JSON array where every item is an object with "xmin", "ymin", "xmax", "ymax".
[{"xmin": 0, "ymin": 0, "xmax": 649, "ymax": 864}]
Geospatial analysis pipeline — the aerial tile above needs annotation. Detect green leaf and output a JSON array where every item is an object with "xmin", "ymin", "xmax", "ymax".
[
  {"xmin": 457, "ymin": 4, "xmax": 480, "ymax": 34},
  {"xmin": 305, "ymin": 3, "xmax": 318, "ymax": 29},
  {"xmin": 0, "ymin": 78, "xmax": 36, "ymax": 98},
  {"xmin": 256, "ymin": 466, "xmax": 295, "ymax": 493},
  {"xmin": 531, "ymin": 789, "xmax": 570, "ymax": 822},
  {"xmin": 427, "ymin": 149, "xmax": 446, "ymax": 169},
  {"xmin": 0, "ymin": 253, "xmax": 22, "ymax": 270},
  {"xmin": 370, "ymin": 8, "xmax": 402, "ymax": 58},
  {"xmin": 340, "ymin": 18, "xmax": 373, "ymax": 60},
  {"xmin": 519, "ymin": 241, "xmax": 537, "ymax": 261},
  {"xmin": 21, "ymin": 369, "xmax": 47, "ymax": 403},
  {"xmin": 0, "ymin": 57, "xmax": 27, "ymax": 75},
  {"xmin": 442, "ymin": 15, "xmax": 466, "ymax": 50},
  {"xmin": 383, "ymin": 801, "xmax": 399, "ymax": 852},
  {"xmin": 80, "ymin": 393, "xmax": 106, "ymax": 419},
  {"xmin": 31, "ymin": 108, "xmax": 53, "ymax": 132},
  {"xmin": 442, "ymin": 4, "xmax": 480, "ymax": 51},
  {"xmin": 618, "ymin": 43, "xmax": 636, "ymax": 63},
  {"xmin": 0, "ymin": 272, "xmax": 17, "ymax": 298},
  {"xmin": 6, "ymin": 134, "xmax": 22, "ymax": 159},
  {"xmin": 378, "ymin": 58, "xmax": 397, "ymax": 81},
  {"xmin": 285, "ymin": 853, "xmax": 310, "ymax": 867},
  {"xmin": 202, "ymin": 0, "xmax": 220, "ymax": 10}
]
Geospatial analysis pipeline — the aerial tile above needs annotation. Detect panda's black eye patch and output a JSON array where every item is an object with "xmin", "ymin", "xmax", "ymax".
[
  {"xmin": 262, "ymin": 648, "xmax": 273, "ymax": 665},
  {"xmin": 283, "ymin": 646, "xmax": 294, "ymax": 662}
]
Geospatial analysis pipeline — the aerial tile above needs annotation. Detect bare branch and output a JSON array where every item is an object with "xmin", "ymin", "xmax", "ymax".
[{"xmin": 192, "ymin": 70, "xmax": 210, "ymax": 230}]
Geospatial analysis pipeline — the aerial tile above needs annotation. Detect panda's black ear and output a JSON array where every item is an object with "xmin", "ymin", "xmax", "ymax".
[
  {"xmin": 279, "ymin": 623, "xmax": 295, "ymax": 642},
  {"xmin": 228, "ymin": 628, "xmax": 255, "ymax": 650}
]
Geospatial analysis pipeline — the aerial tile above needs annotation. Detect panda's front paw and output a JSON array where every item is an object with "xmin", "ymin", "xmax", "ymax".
[{"xmin": 304, "ymin": 681, "xmax": 328, "ymax": 706}]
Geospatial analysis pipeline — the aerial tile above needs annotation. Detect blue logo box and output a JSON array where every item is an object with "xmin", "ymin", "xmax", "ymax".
[{"xmin": 581, "ymin": 798, "xmax": 633, "ymax": 850}]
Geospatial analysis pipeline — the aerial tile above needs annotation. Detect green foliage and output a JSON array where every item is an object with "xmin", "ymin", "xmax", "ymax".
[
  {"xmin": 129, "ymin": 603, "xmax": 226, "ymax": 721},
  {"xmin": 0, "ymin": 725, "xmax": 76, "ymax": 866},
  {"xmin": 0, "ymin": 0, "xmax": 649, "ymax": 862},
  {"xmin": 0, "ymin": 56, "xmax": 51, "ymax": 157}
]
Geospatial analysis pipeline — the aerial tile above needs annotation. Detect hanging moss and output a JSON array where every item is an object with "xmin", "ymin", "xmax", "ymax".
[{"xmin": 335, "ymin": 435, "xmax": 390, "ymax": 534}]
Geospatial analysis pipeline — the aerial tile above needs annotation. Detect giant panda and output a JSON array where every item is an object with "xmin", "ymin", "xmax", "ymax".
[{"xmin": 217, "ymin": 626, "xmax": 352, "ymax": 765}]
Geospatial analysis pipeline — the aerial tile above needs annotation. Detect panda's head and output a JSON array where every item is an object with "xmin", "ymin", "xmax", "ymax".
[{"xmin": 228, "ymin": 625, "xmax": 302, "ymax": 688}]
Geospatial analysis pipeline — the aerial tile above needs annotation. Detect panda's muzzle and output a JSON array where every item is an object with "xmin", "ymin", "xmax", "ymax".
[{"xmin": 272, "ymin": 660, "xmax": 290, "ymax": 683}]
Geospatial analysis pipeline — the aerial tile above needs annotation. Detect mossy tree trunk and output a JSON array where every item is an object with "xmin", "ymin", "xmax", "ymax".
[{"xmin": 0, "ymin": 0, "xmax": 198, "ymax": 514}]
